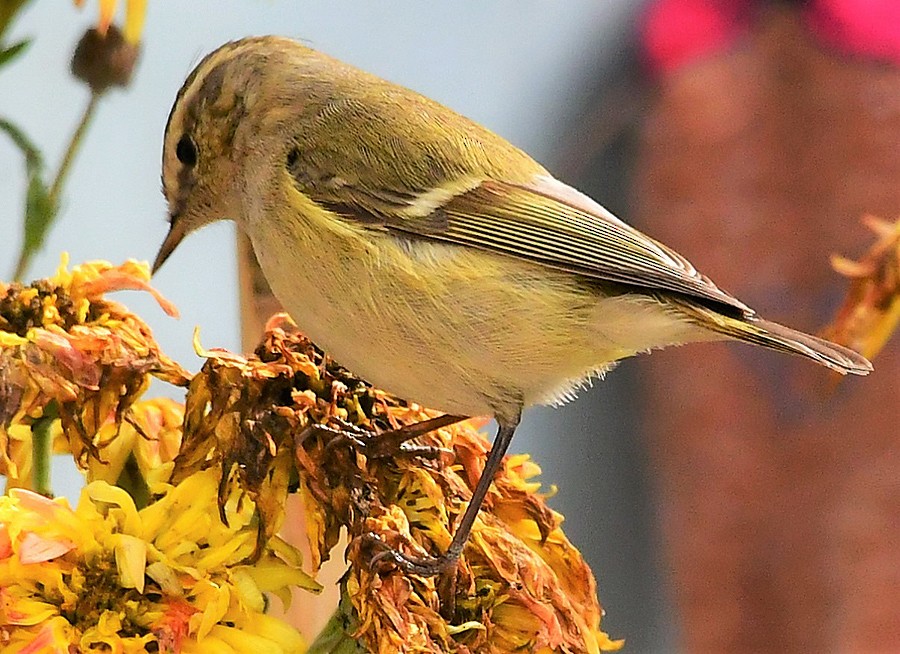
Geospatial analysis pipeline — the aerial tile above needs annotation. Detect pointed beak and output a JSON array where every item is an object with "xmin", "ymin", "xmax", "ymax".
[{"xmin": 152, "ymin": 217, "xmax": 187, "ymax": 275}]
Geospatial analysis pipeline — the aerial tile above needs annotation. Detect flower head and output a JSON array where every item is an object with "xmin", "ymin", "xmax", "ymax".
[
  {"xmin": 0, "ymin": 256, "xmax": 188, "ymax": 488},
  {"xmin": 1, "ymin": 266, "xmax": 621, "ymax": 652},
  {"xmin": 0, "ymin": 468, "xmax": 315, "ymax": 652},
  {"xmin": 71, "ymin": 24, "xmax": 140, "ymax": 93},
  {"xmin": 338, "ymin": 409, "xmax": 623, "ymax": 653}
]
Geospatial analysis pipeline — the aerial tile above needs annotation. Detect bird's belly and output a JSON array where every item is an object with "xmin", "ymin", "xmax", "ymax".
[{"xmin": 251, "ymin": 221, "xmax": 704, "ymax": 417}]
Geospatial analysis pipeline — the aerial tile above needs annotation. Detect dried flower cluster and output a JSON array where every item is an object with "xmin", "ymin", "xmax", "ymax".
[
  {"xmin": 179, "ymin": 315, "xmax": 622, "ymax": 653},
  {"xmin": 0, "ymin": 259, "xmax": 620, "ymax": 653}
]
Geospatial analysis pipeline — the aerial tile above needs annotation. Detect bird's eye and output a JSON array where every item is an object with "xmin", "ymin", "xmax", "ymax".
[{"xmin": 176, "ymin": 134, "xmax": 198, "ymax": 167}]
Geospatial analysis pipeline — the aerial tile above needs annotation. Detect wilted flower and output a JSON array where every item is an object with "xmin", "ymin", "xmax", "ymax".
[
  {"xmin": 0, "ymin": 256, "xmax": 189, "ymax": 488},
  {"xmin": 0, "ymin": 467, "xmax": 316, "ymax": 653},
  {"xmin": 172, "ymin": 323, "xmax": 324, "ymax": 549},
  {"xmin": 822, "ymin": 215, "xmax": 900, "ymax": 361},
  {"xmin": 340, "ymin": 409, "xmax": 623, "ymax": 654},
  {"xmin": 179, "ymin": 314, "xmax": 621, "ymax": 653}
]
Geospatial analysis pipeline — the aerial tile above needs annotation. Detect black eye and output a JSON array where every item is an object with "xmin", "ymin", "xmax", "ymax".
[
  {"xmin": 176, "ymin": 134, "xmax": 198, "ymax": 167},
  {"xmin": 286, "ymin": 148, "xmax": 300, "ymax": 169}
]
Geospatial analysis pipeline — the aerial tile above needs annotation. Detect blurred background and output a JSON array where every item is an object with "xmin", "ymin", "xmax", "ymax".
[{"xmin": 2, "ymin": 1, "xmax": 897, "ymax": 652}]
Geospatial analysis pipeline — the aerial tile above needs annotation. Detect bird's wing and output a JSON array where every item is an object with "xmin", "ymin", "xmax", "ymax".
[{"xmin": 301, "ymin": 171, "xmax": 751, "ymax": 315}]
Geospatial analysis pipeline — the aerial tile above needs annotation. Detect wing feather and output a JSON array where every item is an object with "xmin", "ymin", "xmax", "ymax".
[
  {"xmin": 388, "ymin": 176, "xmax": 751, "ymax": 314},
  {"xmin": 294, "ymin": 165, "xmax": 750, "ymax": 315}
]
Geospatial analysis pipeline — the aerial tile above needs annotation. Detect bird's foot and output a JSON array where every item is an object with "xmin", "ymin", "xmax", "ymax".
[{"xmin": 362, "ymin": 532, "xmax": 460, "ymax": 577}]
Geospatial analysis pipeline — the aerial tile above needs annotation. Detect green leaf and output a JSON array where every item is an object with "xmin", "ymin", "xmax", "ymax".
[
  {"xmin": 307, "ymin": 611, "xmax": 367, "ymax": 654},
  {"xmin": 0, "ymin": 38, "xmax": 29, "ymax": 69},
  {"xmin": 22, "ymin": 168, "xmax": 56, "ymax": 250},
  {"xmin": 0, "ymin": 116, "xmax": 41, "ymax": 170},
  {"xmin": 0, "ymin": 0, "xmax": 33, "ymax": 44},
  {"xmin": 1, "ymin": 117, "xmax": 57, "ymax": 280},
  {"xmin": 307, "ymin": 576, "xmax": 367, "ymax": 654}
]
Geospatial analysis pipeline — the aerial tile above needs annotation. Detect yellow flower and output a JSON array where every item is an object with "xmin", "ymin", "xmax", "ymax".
[
  {"xmin": 2, "ymin": 269, "xmax": 622, "ymax": 652},
  {"xmin": 0, "ymin": 469, "xmax": 317, "ymax": 653},
  {"xmin": 73, "ymin": 0, "xmax": 147, "ymax": 44}
]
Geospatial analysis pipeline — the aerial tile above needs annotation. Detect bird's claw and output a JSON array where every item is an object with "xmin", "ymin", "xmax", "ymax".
[{"xmin": 363, "ymin": 532, "xmax": 459, "ymax": 577}]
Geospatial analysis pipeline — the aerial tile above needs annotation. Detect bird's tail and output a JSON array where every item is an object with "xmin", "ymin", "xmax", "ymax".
[{"xmin": 680, "ymin": 304, "xmax": 873, "ymax": 376}]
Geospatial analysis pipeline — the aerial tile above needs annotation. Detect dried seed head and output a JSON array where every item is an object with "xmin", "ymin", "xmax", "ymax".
[{"xmin": 71, "ymin": 25, "xmax": 139, "ymax": 93}]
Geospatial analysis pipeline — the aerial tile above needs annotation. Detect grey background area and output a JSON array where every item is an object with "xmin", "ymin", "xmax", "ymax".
[{"xmin": 0, "ymin": 3, "xmax": 672, "ymax": 650}]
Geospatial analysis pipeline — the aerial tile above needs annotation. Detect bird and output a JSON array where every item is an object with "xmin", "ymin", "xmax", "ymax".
[{"xmin": 152, "ymin": 35, "xmax": 872, "ymax": 576}]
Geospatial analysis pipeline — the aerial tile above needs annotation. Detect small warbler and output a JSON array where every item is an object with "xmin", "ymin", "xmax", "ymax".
[{"xmin": 153, "ymin": 36, "xmax": 871, "ymax": 575}]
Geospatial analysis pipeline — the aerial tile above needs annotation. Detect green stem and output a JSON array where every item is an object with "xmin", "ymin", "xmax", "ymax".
[
  {"xmin": 307, "ymin": 577, "xmax": 366, "ymax": 654},
  {"xmin": 31, "ymin": 401, "xmax": 58, "ymax": 496},
  {"xmin": 47, "ymin": 91, "xmax": 100, "ymax": 208}
]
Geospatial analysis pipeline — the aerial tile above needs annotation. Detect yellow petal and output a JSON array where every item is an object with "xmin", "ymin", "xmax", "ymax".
[
  {"xmin": 11, "ymin": 616, "xmax": 73, "ymax": 651},
  {"xmin": 830, "ymin": 254, "xmax": 872, "ymax": 278},
  {"xmin": 0, "ymin": 332, "xmax": 27, "ymax": 346},
  {"xmin": 241, "ymin": 614, "xmax": 306, "ymax": 652},
  {"xmin": 228, "ymin": 568, "xmax": 265, "ymax": 613},
  {"xmin": 97, "ymin": 0, "xmax": 117, "ymax": 36},
  {"xmin": 208, "ymin": 622, "xmax": 304, "ymax": 654},
  {"xmin": 123, "ymin": 0, "xmax": 147, "ymax": 43},
  {"xmin": 1, "ymin": 595, "xmax": 59, "ymax": 626},
  {"xmin": 115, "ymin": 533, "xmax": 147, "ymax": 592},
  {"xmin": 83, "ymin": 481, "xmax": 142, "ymax": 536},
  {"xmin": 146, "ymin": 560, "xmax": 183, "ymax": 596},
  {"xmin": 192, "ymin": 326, "xmax": 209, "ymax": 358},
  {"xmin": 193, "ymin": 581, "xmax": 231, "ymax": 640},
  {"xmin": 240, "ymin": 559, "xmax": 322, "ymax": 597}
]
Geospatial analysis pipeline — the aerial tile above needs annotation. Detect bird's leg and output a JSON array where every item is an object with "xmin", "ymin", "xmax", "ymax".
[{"xmin": 366, "ymin": 413, "xmax": 520, "ymax": 576}]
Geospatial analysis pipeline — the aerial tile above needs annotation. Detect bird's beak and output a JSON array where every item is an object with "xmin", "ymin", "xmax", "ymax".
[{"xmin": 152, "ymin": 217, "xmax": 187, "ymax": 275}]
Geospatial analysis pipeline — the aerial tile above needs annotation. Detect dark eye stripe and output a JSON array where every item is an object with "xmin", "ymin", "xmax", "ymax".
[{"xmin": 176, "ymin": 134, "xmax": 198, "ymax": 167}]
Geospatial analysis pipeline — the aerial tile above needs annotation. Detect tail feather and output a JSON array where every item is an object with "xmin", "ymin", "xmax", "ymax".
[
  {"xmin": 736, "ymin": 317, "xmax": 872, "ymax": 376},
  {"xmin": 679, "ymin": 303, "xmax": 873, "ymax": 376}
]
